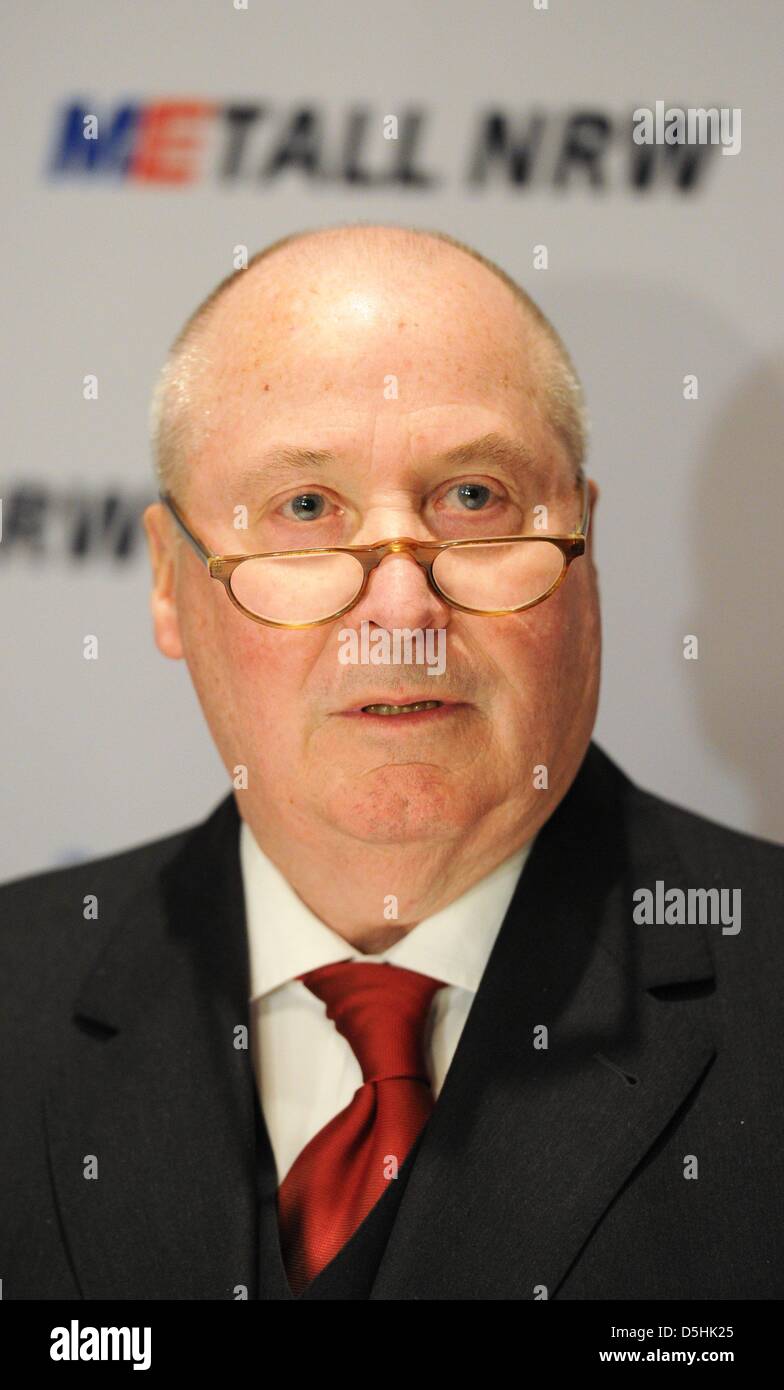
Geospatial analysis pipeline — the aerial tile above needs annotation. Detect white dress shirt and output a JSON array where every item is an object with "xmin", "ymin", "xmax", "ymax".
[{"xmin": 239, "ymin": 819, "xmax": 535, "ymax": 1184}]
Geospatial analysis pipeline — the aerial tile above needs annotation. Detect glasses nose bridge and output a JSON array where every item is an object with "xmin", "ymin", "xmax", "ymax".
[
  {"xmin": 354, "ymin": 538, "xmax": 445, "ymax": 616},
  {"xmin": 369, "ymin": 534, "xmax": 430, "ymax": 554},
  {"xmin": 362, "ymin": 536, "xmax": 435, "ymax": 583}
]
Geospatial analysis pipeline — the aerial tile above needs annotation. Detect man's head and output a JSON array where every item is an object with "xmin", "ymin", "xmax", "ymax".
[{"xmin": 144, "ymin": 224, "xmax": 601, "ymax": 867}]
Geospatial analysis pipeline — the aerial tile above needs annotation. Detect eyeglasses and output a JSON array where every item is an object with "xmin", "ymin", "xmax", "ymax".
[{"xmin": 158, "ymin": 472, "xmax": 590, "ymax": 629}]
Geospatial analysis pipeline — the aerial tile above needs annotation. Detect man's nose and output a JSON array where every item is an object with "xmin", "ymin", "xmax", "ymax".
[{"xmin": 348, "ymin": 547, "xmax": 452, "ymax": 633}]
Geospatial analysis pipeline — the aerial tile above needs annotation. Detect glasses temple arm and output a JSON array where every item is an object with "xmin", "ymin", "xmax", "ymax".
[
  {"xmin": 577, "ymin": 469, "xmax": 591, "ymax": 539},
  {"xmin": 158, "ymin": 491, "xmax": 214, "ymax": 564}
]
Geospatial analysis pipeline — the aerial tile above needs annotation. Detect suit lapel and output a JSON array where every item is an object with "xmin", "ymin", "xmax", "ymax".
[
  {"xmin": 45, "ymin": 793, "xmax": 261, "ymax": 1299},
  {"xmin": 371, "ymin": 744, "xmax": 718, "ymax": 1299}
]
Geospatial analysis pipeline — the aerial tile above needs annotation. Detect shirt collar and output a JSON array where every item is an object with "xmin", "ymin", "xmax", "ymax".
[{"xmin": 239, "ymin": 818, "xmax": 535, "ymax": 999}]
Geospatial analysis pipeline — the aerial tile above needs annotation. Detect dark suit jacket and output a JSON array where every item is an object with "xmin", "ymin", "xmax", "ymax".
[{"xmin": 1, "ymin": 742, "xmax": 783, "ymax": 1300}]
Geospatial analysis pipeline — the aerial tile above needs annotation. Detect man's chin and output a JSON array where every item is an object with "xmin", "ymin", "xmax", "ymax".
[{"xmin": 321, "ymin": 763, "xmax": 480, "ymax": 844}]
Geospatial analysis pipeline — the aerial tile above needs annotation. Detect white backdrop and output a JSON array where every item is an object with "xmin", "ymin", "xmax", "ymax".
[{"xmin": 2, "ymin": 0, "xmax": 782, "ymax": 881}]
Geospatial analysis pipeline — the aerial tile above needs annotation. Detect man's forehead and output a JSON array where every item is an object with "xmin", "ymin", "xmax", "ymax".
[
  {"xmin": 199, "ymin": 244, "xmax": 542, "ymax": 384},
  {"xmin": 176, "ymin": 258, "xmax": 566, "ymax": 497}
]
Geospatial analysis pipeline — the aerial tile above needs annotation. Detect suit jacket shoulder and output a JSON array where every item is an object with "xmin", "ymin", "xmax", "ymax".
[
  {"xmin": 0, "ymin": 819, "xmax": 194, "ymax": 1019},
  {"xmin": 620, "ymin": 762, "xmax": 784, "ymax": 975},
  {"xmin": 0, "ymin": 805, "xmax": 234, "ymax": 1128}
]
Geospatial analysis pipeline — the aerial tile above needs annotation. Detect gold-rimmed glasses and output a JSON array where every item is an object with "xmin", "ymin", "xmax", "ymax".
[{"xmin": 158, "ymin": 471, "xmax": 591, "ymax": 629}]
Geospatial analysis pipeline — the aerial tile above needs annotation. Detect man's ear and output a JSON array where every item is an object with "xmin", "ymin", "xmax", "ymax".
[{"xmin": 143, "ymin": 503, "xmax": 185, "ymax": 660}]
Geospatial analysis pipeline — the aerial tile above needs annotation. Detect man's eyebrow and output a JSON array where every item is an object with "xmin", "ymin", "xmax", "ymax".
[
  {"xmin": 233, "ymin": 447, "xmax": 337, "ymax": 492},
  {"xmin": 232, "ymin": 433, "xmax": 541, "ymax": 493},
  {"xmin": 434, "ymin": 433, "xmax": 541, "ymax": 474}
]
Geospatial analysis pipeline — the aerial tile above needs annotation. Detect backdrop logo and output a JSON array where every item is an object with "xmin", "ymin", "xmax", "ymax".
[
  {"xmin": 0, "ymin": 486, "xmax": 150, "ymax": 563},
  {"xmin": 47, "ymin": 100, "xmax": 729, "ymax": 191}
]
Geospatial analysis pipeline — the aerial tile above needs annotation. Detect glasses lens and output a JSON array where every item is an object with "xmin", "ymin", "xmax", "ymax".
[
  {"xmin": 230, "ymin": 551, "xmax": 365, "ymax": 624},
  {"xmin": 432, "ymin": 540, "xmax": 566, "ymax": 612}
]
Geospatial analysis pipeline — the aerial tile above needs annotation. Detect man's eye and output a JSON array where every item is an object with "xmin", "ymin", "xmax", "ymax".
[
  {"xmin": 446, "ymin": 482, "xmax": 495, "ymax": 511},
  {"xmin": 282, "ymin": 493, "xmax": 327, "ymax": 521}
]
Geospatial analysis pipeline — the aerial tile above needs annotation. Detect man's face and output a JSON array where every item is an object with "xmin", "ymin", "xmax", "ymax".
[{"xmin": 144, "ymin": 245, "xmax": 601, "ymax": 854}]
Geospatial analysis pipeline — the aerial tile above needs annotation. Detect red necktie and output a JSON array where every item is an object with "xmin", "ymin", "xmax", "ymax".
[{"xmin": 277, "ymin": 959, "xmax": 445, "ymax": 1296}]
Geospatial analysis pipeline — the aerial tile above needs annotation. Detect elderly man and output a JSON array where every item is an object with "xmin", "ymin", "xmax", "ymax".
[{"xmin": 1, "ymin": 224, "xmax": 782, "ymax": 1302}]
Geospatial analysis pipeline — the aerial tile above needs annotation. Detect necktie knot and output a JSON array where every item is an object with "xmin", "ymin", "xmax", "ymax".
[{"xmin": 298, "ymin": 959, "xmax": 444, "ymax": 1086}]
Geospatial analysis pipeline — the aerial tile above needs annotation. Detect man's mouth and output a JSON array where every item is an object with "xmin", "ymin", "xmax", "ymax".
[{"xmin": 360, "ymin": 700, "xmax": 443, "ymax": 716}]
